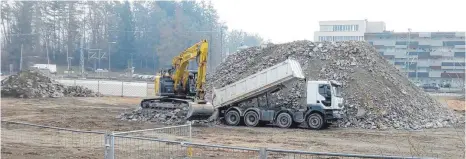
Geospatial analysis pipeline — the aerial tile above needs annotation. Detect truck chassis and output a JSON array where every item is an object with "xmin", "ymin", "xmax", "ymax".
[{"xmin": 217, "ymin": 91, "xmax": 339, "ymax": 130}]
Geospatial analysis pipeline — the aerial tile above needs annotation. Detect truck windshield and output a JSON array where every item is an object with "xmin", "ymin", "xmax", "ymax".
[{"xmin": 332, "ymin": 85, "xmax": 342, "ymax": 97}]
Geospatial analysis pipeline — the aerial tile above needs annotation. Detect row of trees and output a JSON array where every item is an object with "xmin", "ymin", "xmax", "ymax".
[{"xmin": 1, "ymin": 0, "xmax": 265, "ymax": 73}]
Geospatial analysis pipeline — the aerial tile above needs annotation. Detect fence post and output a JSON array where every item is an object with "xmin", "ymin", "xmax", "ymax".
[
  {"xmin": 104, "ymin": 133, "xmax": 110, "ymax": 159},
  {"xmin": 121, "ymin": 81, "xmax": 124, "ymax": 97},
  {"xmin": 259, "ymin": 147, "xmax": 267, "ymax": 159},
  {"xmin": 109, "ymin": 132, "xmax": 115, "ymax": 159},
  {"xmin": 188, "ymin": 121, "xmax": 192, "ymax": 141},
  {"xmin": 98, "ymin": 80, "xmax": 100, "ymax": 94}
]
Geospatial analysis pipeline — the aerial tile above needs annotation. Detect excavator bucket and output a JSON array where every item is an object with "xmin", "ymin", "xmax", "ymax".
[{"xmin": 185, "ymin": 102, "xmax": 215, "ymax": 121}]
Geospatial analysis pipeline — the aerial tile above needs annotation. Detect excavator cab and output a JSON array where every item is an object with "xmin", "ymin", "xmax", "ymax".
[
  {"xmin": 154, "ymin": 69, "xmax": 175, "ymax": 97},
  {"xmin": 155, "ymin": 69, "xmax": 198, "ymax": 97}
]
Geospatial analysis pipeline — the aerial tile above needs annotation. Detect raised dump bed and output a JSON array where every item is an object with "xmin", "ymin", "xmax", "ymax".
[{"xmin": 212, "ymin": 58, "xmax": 305, "ymax": 108}]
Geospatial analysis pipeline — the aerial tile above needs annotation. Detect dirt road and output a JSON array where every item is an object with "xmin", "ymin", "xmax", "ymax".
[{"xmin": 1, "ymin": 97, "xmax": 464, "ymax": 159}]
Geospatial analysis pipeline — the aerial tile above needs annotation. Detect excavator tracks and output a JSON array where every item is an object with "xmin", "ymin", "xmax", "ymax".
[
  {"xmin": 140, "ymin": 97, "xmax": 214, "ymax": 121},
  {"xmin": 140, "ymin": 97, "xmax": 190, "ymax": 110}
]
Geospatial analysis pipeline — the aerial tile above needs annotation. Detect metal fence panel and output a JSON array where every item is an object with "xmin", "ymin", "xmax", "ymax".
[
  {"xmin": 186, "ymin": 142, "xmax": 260, "ymax": 159},
  {"xmin": 265, "ymin": 148, "xmax": 434, "ymax": 159},
  {"xmin": 2, "ymin": 121, "xmax": 436, "ymax": 159},
  {"xmin": 114, "ymin": 123, "xmax": 192, "ymax": 140},
  {"xmin": 111, "ymin": 135, "xmax": 186, "ymax": 159},
  {"xmin": 122, "ymin": 82, "xmax": 148, "ymax": 97},
  {"xmin": 1, "ymin": 121, "xmax": 106, "ymax": 159},
  {"xmin": 110, "ymin": 135, "xmax": 261, "ymax": 159},
  {"xmin": 55, "ymin": 79, "xmax": 149, "ymax": 97},
  {"xmin": 99, "ymin": 80, "xmax": 124, "ymax": 96}
]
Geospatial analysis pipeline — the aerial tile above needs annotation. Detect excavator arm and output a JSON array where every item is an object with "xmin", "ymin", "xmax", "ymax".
[
  {"xmin": 171, "ymin": 39, "xmax": 209, "ymax": 103},
  {"xmin": 146, "ymin": 39, "xmax": 213, "ymax": 121}
]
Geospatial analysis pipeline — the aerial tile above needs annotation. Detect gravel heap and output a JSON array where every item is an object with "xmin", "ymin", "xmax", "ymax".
[
  {"xmin": 206, "ymin": 40, "xmax": 461, "ymax": 130},
  {"xmin": 119, "ymin": 103, "xmax": 190, "ymax": 125},
  {"xmin": 1, "ymin": 69, "xmax": 101, "ymax": 98}
]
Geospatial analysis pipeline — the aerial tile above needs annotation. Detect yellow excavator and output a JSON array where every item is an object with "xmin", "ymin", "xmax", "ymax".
[{"xmin": 140, "ymin": 40, "xmax": 214, "ymax": 121}]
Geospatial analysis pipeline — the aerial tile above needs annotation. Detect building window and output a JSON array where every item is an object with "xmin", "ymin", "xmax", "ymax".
[{"xmin": 320, "ymin": 25, "xmax": 334, "ymax": 32}]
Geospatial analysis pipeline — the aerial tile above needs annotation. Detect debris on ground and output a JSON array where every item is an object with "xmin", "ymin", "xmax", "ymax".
[
  {"xmin": 204, "ymin": 40, "xmax": 461, "ymax": 130},
  {"xmin": 119, "ymin": 103, "xmax": 189, "ymax": 125},
  {"xmin": 1, "ymin": 69, "xmax": 101, "ymax": 98},
  {"xmin": 119, "ymin": 101, "xmax": 219, "ymax": 125}
]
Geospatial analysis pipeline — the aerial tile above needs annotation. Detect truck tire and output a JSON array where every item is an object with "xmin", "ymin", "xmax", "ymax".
[
  {"xmin": 244, "ymin": 111, "xmax": 260, "ymax": 127},
  {"xmin": 306, "ymin": 113, "xmax": 324, "ymax": 130},
  {"xmin": 225, "ymin": 110, "xmax": 241, "ymax": 126},
  {"xmin": 276, "ymin": 112, "xmax": 293, "ymax": 128}
]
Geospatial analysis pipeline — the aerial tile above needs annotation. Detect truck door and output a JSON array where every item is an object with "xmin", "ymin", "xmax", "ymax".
[{"xmin": 318, "ymin": 84, "xmax": 331, "ymax": 107}]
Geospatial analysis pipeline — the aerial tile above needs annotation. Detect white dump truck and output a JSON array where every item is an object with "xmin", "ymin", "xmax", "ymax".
[{"xmin": 205, "ymin": 59, "xmax": 344, "ymax": 129}]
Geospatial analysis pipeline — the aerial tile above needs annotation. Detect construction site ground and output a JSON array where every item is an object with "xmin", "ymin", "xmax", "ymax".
[{"xmin": 1, "ymin": 97, "xmax": 464, "ymax": 159}]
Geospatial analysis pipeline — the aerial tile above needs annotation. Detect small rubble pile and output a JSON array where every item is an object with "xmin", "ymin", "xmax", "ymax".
[
  {"xmin": 1, "ymin": 69, "xmax": 101, "ymax": 98},
  {"xmin": 119, "ymin": 103, "xmax": 189, "ymax": 125},
  {"xmin": 206, "ymin": 40, "xmax": 461, "ymax": 130}
]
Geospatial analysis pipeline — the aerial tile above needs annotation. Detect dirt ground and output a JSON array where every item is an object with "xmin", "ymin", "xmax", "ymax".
[
  {"xmin": 1, "ymin": 97, "xmax": 465, "ymax": 159},
  {"xmin": 433, "ymin": 96, "xmax": 465, "ymax": 112}
]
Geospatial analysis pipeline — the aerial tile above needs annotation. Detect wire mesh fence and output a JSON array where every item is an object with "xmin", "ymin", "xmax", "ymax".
[
  {"xmin": 110, "ymin": 135, "xmax": 186, "ymax": 159},
  {"xmin": 55, "ymin": 79, "xmax": 154, "ymax": 97},
  {"xmin": 113, "ymin": 123, "xmax": 192, "ymax": 140},
  {"xmin": 264, "ymin": 148, "xmax": 434, "ymax": 159},
  {"xmin": 108, "ymin": 135, "xmax": 261, "ymax": 159},
  {"xmin": 2, "ymin": 120, "xmax": 436, "ymax": 159},
  {"xmin": 1, "ymin": 121, "xmax": 106, "ymax": 159},
  {"xmin": 186, "ymin": 143, "xmax": 261, "ymax": 159}
]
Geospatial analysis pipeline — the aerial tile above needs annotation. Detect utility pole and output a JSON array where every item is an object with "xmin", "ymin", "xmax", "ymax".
[
  {"xmin": 98, "ymin": 49, "xmax": 101, "ymax": 69},
  {"xmin": 414, "ymin": 30, "xmax": 418, "ymax": 82},
  {"xmin": 405, "ymin": 28, "xmax": 411, "ymax": 79},
  {"xmin": 66, "ymin": 48, "xmax": 70, "ymax": 70},
  {"xmin": 80, "ymin": 31, "xmax": 85, "ymax": 77},
  {"xmin": 20, "ymin": 44, "xmax": 23, "ymax": 71},
  {"xmin": 220, "ymin": 26, "xmax": 224, "ymax": 62},
  {"xmin": 209, "ymin": 24, "xmax": 213, "ymax": 73},
  {"xmin": 108, "ymin": 42, "xmax": 116, "ymax": 71},
  {"xmin": 46, "ymin": 40, "xmax": 50, "ymax": 66}
]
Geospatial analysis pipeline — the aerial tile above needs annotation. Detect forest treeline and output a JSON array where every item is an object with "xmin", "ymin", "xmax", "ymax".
[{"xmin": 1, "ymin": 0, "xmax": 266, "ymax": 73}]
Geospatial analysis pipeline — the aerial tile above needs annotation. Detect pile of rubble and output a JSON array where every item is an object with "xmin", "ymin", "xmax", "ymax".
[
  {"xmin": 119, "ymin": 103, "xmax": 190, "ymax": 125},
  {"xmin": 206, "ymin": 40, "xmax": 461, "ymax": 130},
  {"xmin": 1, "ymin": 69, "xmax": 101, "ymax": 98}
]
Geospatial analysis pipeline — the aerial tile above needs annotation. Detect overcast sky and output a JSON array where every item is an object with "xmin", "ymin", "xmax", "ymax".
[{"xmin": 211, "ymin": 0, "xmax": 466, "ymax": 43}]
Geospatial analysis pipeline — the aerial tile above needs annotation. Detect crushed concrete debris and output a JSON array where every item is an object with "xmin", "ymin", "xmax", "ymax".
[
  {"xmin": 1, "ymin": 69, "xmax": 101, "ymax": 98},
  {"xmin": 119, "ymin": 102, "xmax": 218, "ymax": 125},
  {"xmin": 119, "ymin": 103, "xmax": 189, "ymax": 125},
  {"xmin": 205, "ymin": 40, "xmax": 461, "ymax": 130}
]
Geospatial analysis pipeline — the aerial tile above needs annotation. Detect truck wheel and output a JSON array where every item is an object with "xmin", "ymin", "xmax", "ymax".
[
  {"xmin": 276, "ymin": 112, "xmax": 293, "ymax": 128},
  {"xmin": 307, "ymin": 113, "xmax": 324, "ymax": 130},
  {"xmin": 244, "ymin": 111, "xmax": 260, "ymax": 127},
  {"xmin": 225, "ymin": 110, "xmax": 241, "ymax": 126}
]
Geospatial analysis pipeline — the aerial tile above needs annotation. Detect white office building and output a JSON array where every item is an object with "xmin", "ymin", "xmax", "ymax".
[{"xmin": 314, "ymin": 19, "xmax": 386, "ymax": 42}]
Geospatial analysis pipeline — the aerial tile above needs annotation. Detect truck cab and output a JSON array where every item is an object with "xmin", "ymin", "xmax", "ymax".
[{"xmin": 302, "ymin": 80, "xmax": 344, "ymax": 129}]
